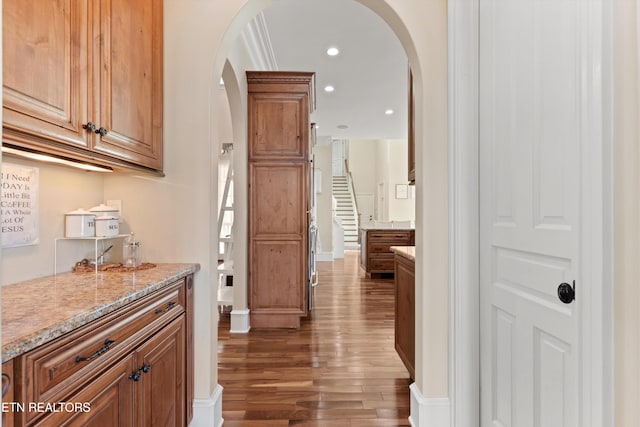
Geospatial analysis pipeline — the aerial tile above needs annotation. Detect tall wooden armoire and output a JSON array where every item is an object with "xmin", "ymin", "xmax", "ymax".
[{"xmin": 247, "ymin": 71, "xmax": 316, "ymax": 328}]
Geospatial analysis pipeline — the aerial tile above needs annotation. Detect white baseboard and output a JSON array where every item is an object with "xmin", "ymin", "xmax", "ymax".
[
  {"xmin": 409, "ymin": 383, "xmax": 451, "ymax": 427},
  {"xmin": 191, "ymin": 384, "xmax": 223, "ymax": 427},
  {"xmin": 317, "ymin": 251, "xmax": 333, "ymax": 262},
  {"xmin": 230, "ymin": 308, "xmax": 250, "ymax": 333}
]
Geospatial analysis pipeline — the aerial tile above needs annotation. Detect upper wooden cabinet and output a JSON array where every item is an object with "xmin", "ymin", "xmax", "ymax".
[{"xmin": 3, "ymin": 0, "xmax": 163, "ymax": 172}]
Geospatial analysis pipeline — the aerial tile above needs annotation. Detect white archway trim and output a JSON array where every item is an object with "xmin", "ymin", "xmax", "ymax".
[
  {"xmin": 409, "ymin": 384, "xmax": 451, "ymax": 427},
  {"xmin": 241, "ymin": 12, "xmax": 278, "ymax": 70}
]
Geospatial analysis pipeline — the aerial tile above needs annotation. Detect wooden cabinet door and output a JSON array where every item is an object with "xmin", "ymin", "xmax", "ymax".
[
  {"xmin": 249, "ymin": 163, "xmax": 308, "ymax": 327},
  {"xmin": 134, "ymin": 316, "xmax": 186, "ymax": 427},
  {"xmin": 3, "ymin": 0, "xmax": 90, "ymax": 149},
  {"xmin": 2, "ymin": 360, "xmax": 14, "ymax": 427},
  {"xmin": 394, "ymin": 255, "xmax": 415, "ymax": 379},
  {"xmin": 34, "ymin": 355, "xmax": 136, "ymax": 427},
  {"xmin": 91, "ymin": 0, "xmax": 163, "ymax": 170},
  {"xmin": 248, "ymin": 92, "xmax": 309, "ymax": 161}
]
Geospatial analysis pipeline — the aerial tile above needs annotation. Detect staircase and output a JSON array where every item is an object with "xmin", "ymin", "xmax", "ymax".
[{"xmin": 332, "ymin": 176, "xmax": 359, "ymax": 247}]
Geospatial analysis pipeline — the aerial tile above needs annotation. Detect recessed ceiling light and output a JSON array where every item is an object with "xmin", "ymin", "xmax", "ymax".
[
  {"xmin": 385, "ymin": 109, "xmax": 394, "ymax": 115},
  {"xmin": 337, "ymin": 124, "xmax": 349, "ymax": 129},
  {"xmin": 324, "ymin": 85, "xmax": 335, "ymax": 93},
  {"xmin": 327, "ymin": 47, "xmax": 340, "ymax": 56}
]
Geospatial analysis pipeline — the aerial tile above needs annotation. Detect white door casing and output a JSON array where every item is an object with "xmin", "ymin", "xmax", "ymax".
[{"xmin": 479, "ymin": 0, "xmax": 591, "ymax": 425}]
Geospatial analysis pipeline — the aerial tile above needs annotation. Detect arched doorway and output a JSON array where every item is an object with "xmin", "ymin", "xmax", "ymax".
[{"xmin": 163, "ymin": 0, "xmax": 454, "ymax": 424}]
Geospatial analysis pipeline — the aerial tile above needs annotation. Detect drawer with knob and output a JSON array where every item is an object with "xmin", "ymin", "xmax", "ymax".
[{"xmin": 18, "ymin": 280, "xmax": 185, "ymax": 424}]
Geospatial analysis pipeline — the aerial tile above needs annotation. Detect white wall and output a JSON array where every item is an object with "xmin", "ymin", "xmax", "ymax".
[
  {"xmin": 1, "ymin": 157, "xmax": 105, "ymax": 285},
  {"xmin": 384, "ymin": 139, "xmax": 415, "ymax": 221},
  {"xmin": 614, "ymin": 0, "xmax": 640, "ymax": 424},
  {"xmin": 313, "ymin": 142, "xmax": 334, "ymax": 256},
  {"xmin": 348, "ymin": 140, "xmax": 379, "ymax": 194},
  {"xmin": 348, "ymin": 139, "xmax": 415, "ymax": 222}
]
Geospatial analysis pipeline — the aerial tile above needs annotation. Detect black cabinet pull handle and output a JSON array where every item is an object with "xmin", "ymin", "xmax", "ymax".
[
  {"xmin": 76, "ymin": 339, "xmax": 116, "ymax": 363},
  {"xmin": 82, "ymin": 122, "xmax": 97, "ymax": 132},
  {"xmin": 129, "ymin": 363, "xmax": 151, "ymax": 381},
  {"xmin": 155, "ymin": 301, "xmax": 177, "ymax": 314},
  {"xmin": 95, "ymin": 127, "xmax": 108, "ymax": 137}
]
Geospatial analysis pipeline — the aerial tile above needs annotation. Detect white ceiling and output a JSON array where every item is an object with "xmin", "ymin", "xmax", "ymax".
[{"xmin": 261, "ymin": 0, "xmax": 408, "ymax": 140}]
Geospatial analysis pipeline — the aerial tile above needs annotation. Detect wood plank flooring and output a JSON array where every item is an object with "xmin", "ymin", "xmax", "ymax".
[{"xmin": 218, "ymin": 250, "xmax": 411, "ymax": 426}]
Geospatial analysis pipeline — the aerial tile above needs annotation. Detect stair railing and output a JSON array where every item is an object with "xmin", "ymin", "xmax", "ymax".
[{"xmin": 344, "ymin": 159, "xmax": 359, "ymax": 231}]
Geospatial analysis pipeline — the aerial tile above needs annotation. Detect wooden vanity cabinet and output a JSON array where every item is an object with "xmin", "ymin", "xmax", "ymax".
[
  {"xmin": 8, "ymin": 275, "xmax": 193, "ymax": 427},
  {"xmin": 2, "ymin": 0, "xmax": 163, "ymax": 172},
  {"xmin": 247, "ymin": 71, "xmax": 315, "ymax": 328}
]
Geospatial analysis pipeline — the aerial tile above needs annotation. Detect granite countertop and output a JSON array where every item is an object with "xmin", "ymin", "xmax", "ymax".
[
  {"xmin": 1, "ymin": 263, "xmax": 199, "ymax": 362},
  {"xmin": 359, "ymin": 222, "xmax": 415, "ymax": 230},
  {"xmin": 390, "ymin": 246, "xmax": 416, "ymax": 262}
]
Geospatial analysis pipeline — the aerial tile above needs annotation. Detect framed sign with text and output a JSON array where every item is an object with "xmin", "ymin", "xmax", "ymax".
[{"xmin": 1, "ymin": 163, "xmax": 40, "ymax": 248}]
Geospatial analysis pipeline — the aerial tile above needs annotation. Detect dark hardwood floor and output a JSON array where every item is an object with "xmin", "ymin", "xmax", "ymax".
[{"xmin": 218, "ymin": 250, "xmax": 411, "ymax": 426}]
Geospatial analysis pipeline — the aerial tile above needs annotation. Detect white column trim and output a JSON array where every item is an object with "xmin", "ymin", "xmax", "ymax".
[
  {"xmin": 409, "ymin": 383, "xmax": 451, "ymax": 427},
  {"xmin": 448, "ymin": 0, "xmax": 480, "ymax": 426},
  {"xmin": 580, "ymin": 0, "xmax": 615, "ymax": 424},
  {"xmin": 230, "ymin": 308, "xmax": 251, "ymax": 333},
  {"xmin": 191, "ymin": 384, "xmax": 223, "ymax": 427}
]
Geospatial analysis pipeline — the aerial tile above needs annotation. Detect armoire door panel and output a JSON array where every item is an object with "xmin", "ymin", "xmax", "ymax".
[
  {"xmin": 250, "ymin": 240, "xmax": 305, "ymax": 312},
  {"xmin": 249, "ymin": 93, "xmax": 308, "ymax": 160},
  {"xmin": 247, "ymin": 71, "xmax": 315, "ymax": 328},
  {"xmin": 250, "ymin": 163, "xmax": 307, "ymax": 237}
]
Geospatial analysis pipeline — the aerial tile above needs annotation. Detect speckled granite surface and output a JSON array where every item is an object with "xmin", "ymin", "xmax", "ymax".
[
  {"xmin": 2, "ymin": 263, "xmax": 199, "ymax": 362},
  {"xmin": 390, "ymin": 246, "xmax": 416, "ymax": 262}
]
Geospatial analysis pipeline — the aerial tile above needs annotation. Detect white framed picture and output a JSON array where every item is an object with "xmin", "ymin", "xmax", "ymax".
[
  {"xmin": 1, "ymin": 163, "xmax": 40, "ymax": 248},
  {"xmin": 395, "ymin": 184, "xmax": 408, "ymax": 199}
]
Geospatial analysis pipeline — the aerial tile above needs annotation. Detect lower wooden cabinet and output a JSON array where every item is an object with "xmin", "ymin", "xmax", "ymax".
[
  {"xmin": 394, "ymin": 254, "xmax": 415, "ymax": 379},
  {"xmin": 360, "ymin": 229, "xmax": 414, "ymax": 277},
  {"xmin": 134, "ymin": 316, "xmax": 185, "ymax": 427},
  {"xmin": 5, "ymin": 275, "xmax": 193, "ymax": 426},
  {"xmin": 32, "ymin": 355, "xmax": 136, "ymax": 426},
  {"xmin": 3, "ymin": 360, "xmax": 15, "ymax": 427}
]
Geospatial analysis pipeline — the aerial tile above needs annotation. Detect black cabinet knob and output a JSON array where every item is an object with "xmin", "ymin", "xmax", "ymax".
[
  {"xmin": 82, "ymin": 122, "xmax": 97, "ymax": 132},
  {"xmin": 95, "ymin": 127, "xmax": 108, "ymax": 137}
]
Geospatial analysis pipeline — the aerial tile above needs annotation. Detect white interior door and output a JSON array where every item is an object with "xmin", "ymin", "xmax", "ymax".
[
  {"xmin": 356, "ymin": 193, "xmax": 374, "ymax": 226},
  {"xmin": 479, "ymin": 0, "xmax": 586, "ymax": 425}
]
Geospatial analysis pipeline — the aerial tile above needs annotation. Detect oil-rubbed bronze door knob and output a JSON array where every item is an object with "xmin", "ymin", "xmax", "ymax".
[{"xmin": 557, "ymin": 280, "xmax": 576, "ymax": 304}]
